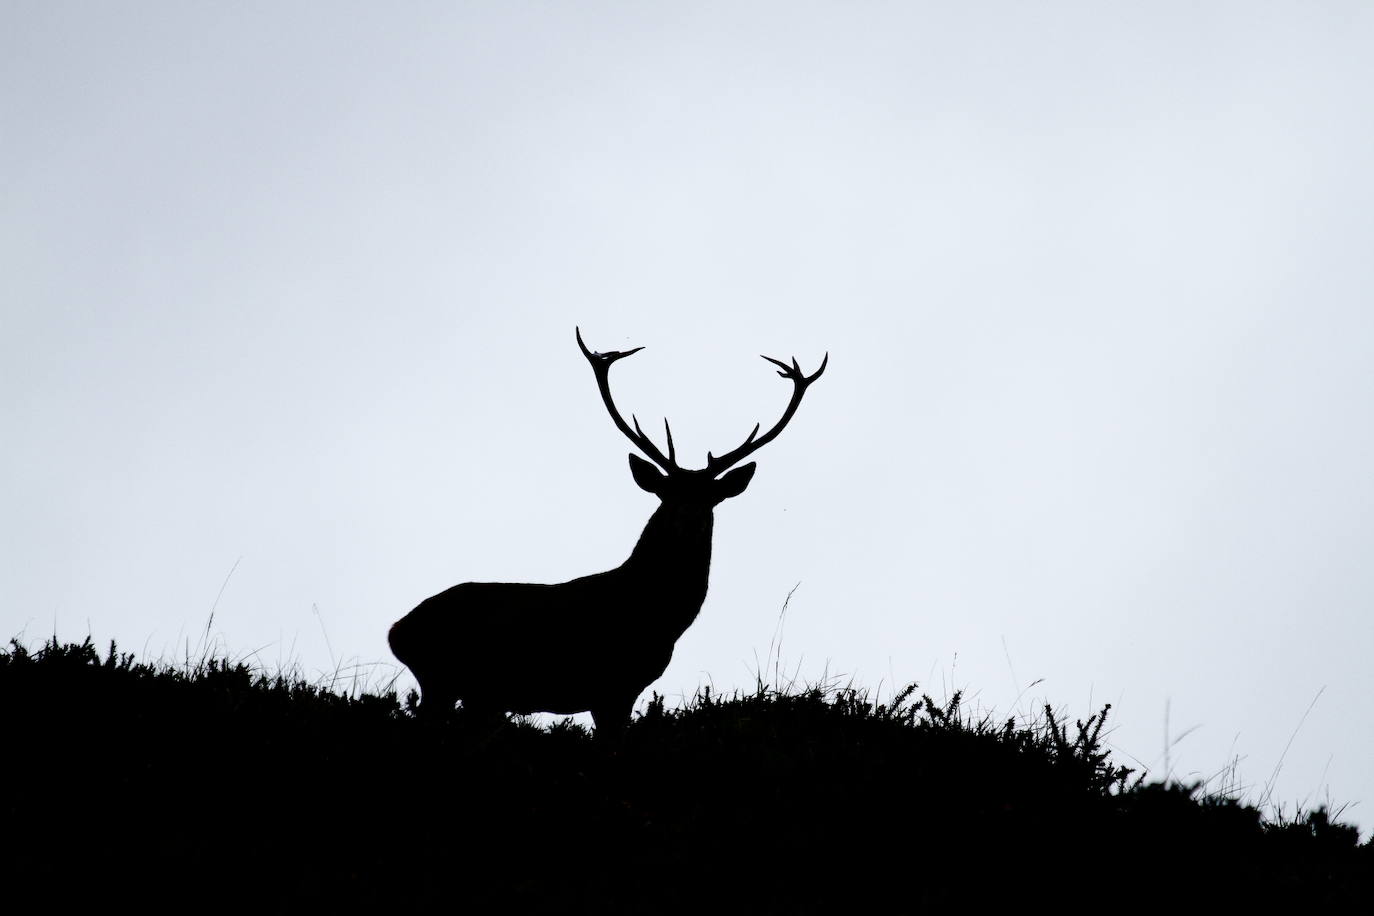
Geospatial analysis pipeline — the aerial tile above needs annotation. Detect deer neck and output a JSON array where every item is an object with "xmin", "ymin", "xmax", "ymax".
[{"xmin": 623, "ymin": 502, "xmax": 714, "ymax": 611}]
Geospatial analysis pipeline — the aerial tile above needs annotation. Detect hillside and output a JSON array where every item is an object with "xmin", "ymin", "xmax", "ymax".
[{"xmin": 2, "ymin": 636, "xmax": 1368, "ymax": 911}]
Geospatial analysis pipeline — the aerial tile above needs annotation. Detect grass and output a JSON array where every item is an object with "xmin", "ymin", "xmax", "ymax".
[{"xmin": 2, "ymin": 634, "xmax": 1369, "ymax": 912}]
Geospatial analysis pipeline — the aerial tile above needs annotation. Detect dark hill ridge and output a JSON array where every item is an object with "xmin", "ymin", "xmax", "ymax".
[{"xmin": 2, "ymin": 637, "xmax": 1369, "ymax": 911}]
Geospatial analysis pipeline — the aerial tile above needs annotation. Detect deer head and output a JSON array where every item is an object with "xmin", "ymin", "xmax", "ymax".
[{"xmin": 575, "ymin": 325, "xmax": 827, "ymax": 507}]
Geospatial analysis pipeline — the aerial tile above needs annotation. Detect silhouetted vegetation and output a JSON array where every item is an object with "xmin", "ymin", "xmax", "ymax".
[{"xmin": 3, "ymin": 636, "xmax": 1368, "ymax": 911}]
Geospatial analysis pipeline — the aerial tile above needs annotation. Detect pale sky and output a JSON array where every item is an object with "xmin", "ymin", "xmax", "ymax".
[{"xmin": 4, "ymin": 3, "xmax": 1373, "ymax": 836}]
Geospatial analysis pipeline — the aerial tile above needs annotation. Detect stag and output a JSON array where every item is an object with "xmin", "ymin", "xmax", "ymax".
[{"xmin": 388, "ymin": 328, "xmax": 826, "ymax": 732}]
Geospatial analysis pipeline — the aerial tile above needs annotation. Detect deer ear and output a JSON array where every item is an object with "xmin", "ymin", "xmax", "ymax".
[
  {"xmin": 628, "ymin": 453, "xmax": 666, "ymax": 494},
  {"xmin": 715, "ymin": 462, "xmax": 756, "ymax": 501}
]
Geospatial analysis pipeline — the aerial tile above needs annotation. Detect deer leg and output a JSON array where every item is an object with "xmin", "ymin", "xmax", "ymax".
[
  {"xmin": 459, "ymin": 698, "xmax": 507, "ymax": 734},
  {"xmin": 417, "ymin": 676, "xmax": 459, "ymax": 720},
  {"xmin": 590, "ymin": 697, "xmax": 635, "ymax": 738}
]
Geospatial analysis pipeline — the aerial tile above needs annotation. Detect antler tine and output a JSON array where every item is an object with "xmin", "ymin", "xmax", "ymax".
[
  {"xmin": 575, "ymin": 327, "xmax": 678, "ymax": 471},
  {"xmin": 706, "ymin": 351, "xmax": 828, "ymax": 475},
  {"xmin": 663, "ymin": 418, "xmax": 677, "ymax": 466}
]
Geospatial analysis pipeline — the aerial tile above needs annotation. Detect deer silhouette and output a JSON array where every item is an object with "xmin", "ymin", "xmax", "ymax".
[{"xmin": 388, "ymin": 328, "xmax": 827, "ymax": 733}]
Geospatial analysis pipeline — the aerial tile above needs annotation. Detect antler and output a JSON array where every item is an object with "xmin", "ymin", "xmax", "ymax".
[
  {"xmin": 704, "ymin": 351, "xmax": 828, "ymax": 475},
  {"xmin": 576, "ymin": 327, "xmax": 679, "ymax": 471}
]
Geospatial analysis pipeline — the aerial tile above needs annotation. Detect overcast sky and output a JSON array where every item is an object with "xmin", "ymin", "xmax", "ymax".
[{"xmin": 4, "ymin": 3, "xmax": 1372, "ymax": 836}]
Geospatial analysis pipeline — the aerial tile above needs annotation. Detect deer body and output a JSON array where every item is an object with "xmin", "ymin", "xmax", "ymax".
[{"xmin": 389, "ymin": 329, "xmax": 824, "ymax": 732}]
